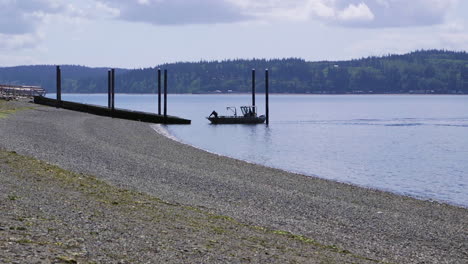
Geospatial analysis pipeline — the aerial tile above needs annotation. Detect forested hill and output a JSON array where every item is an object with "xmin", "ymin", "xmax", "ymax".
[{"xmin": 1, "ymin": 50, "xmax": 467, "ymax": 94}]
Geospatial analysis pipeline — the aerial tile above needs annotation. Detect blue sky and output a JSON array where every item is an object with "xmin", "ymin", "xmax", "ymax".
[{"xmin": 1, "ymin": 0, "xmax": 467, "ymax": 68}]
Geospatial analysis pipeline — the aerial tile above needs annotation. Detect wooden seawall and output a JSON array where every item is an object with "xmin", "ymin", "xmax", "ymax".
[{"xmin": 34, "ymin": 96, "xmax": 191, "ymax": 125}]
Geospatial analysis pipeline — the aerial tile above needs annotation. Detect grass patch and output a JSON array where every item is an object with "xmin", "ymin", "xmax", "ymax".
[
  {"xmin": 1, "ymin": 148, "xmax": 382, "ymax": 263},
  {"xmin": 0, "ymin": 109, "xmax": 16, "ymax": 118},
  {"xmin": 56, "ymin": 256, "xmax": 78, "ymax": 263},
  {"xmin": 17, "ymin": 239, "xmax": 34, "ymax": 244},
  {"xmin": 0, "ymin": 99, "xmax": 34, "ymax": 118},
  {"xmin": 10, "ymin": 226, "xmax": 27, "ymax": 231},
  {"xmin": 8, "ymin": 194, "xmax": 20, "ymax": 201}
]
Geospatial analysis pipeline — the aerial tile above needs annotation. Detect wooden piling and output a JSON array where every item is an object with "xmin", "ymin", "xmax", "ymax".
[
  {"xmin": 111, "ymin": 69, "xmax": 115, "ymax": 110},
  {"xmin": 252, "ymin": 69, "xmax": 256, "ymax": 110},
  {"xmin": 164, "ymin": 69, "xmax": 168, "ymax": 118},
  {"xmin": 158, "ymin": 68, "xmax": 162, "ymax": 115},
  {"xmin": 265, "ymin": 69, "xmax": 269, "ymax": 125},
  {"xmin": 56, "ymin": 66, "xmax": 61, "ymax": 107},
  {"xmin": 107, "ymin": 70, "xmax": 111, "ymax": 108}
]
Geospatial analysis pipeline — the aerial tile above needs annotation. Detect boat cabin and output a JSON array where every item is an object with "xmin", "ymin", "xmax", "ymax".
[{"xmin": 240, "ymin": 106, "xmax": 257, "ymax": 117}]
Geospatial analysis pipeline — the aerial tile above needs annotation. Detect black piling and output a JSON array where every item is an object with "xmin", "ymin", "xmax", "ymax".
[
  {"xmin": 56, "ymin": 66, "xmax": 61, "ymax": 107},
  {"xmin": 107, "ymin": 70, "xmax": 111, "ymax": 108},
  {"xmin": 111, "ymin": 69, "xmax": 115, "ymax": 111},
  {"xmin": 158, "ymin": 68, "xmax": 162, "ymax": 115},
  {"xmin": 252, "ymin": 69, "xmax": 256, "ymax": 111},
  {"xmin": 265, "ymin": 69, "xmax": 269, "ymax": 125},
  {"xmin": 164, "ymin": 69, "xmax": 168, "ymax": 118}
]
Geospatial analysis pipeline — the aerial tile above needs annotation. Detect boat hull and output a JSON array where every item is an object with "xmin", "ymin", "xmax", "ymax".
[{"xmin": 207, "ymin": 115, "xmax": 266, "ymax": 124}]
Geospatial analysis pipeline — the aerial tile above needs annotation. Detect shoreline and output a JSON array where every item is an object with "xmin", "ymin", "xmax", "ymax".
[
  {"xmin": 152, "ymin": 125, "xmax": 468, "ymax": 210},
  {"xmin": 47, "ymin": 92, "xmax": 468, "ymax": 96},
  {"xmin": 1, "ymin": 147, "xmax": 376, "ymax": 263},
  {"xmin": 1, "ymin": 100, "xmax": 467, "ymax": 263}
]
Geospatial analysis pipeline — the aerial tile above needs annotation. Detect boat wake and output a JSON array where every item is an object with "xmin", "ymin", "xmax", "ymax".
[{"xmin": 277, "ymin": 117, "xmax": 468, "ymax": 128}]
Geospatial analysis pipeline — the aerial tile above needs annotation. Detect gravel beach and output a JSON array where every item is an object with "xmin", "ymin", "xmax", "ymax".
[{"xmin": 1, "ymin": 100, "xmax": 467, "ymax": 263}]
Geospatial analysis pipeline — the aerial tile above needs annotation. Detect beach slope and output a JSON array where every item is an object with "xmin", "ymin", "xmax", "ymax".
[{"xmin": 1, "ymin": 100, "xmax": 467, "ymax": 263}]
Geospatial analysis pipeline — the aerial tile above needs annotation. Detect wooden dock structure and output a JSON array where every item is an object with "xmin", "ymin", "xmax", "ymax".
[
  {"xmin": 1, "ymin": 84, "xmax": 46, "ymax": 99},
  {"xmin": 26, "ymin": 66, "xmax": 190, "ymax": 124},
  {"xmin": 34, "ymin": 96, "xmax": 191, "ymax": 125}
]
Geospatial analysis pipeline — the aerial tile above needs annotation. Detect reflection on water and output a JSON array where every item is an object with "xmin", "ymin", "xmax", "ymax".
[{"xmin": 57, "ymin": 94, "xmax": 468, "ymax": 207}]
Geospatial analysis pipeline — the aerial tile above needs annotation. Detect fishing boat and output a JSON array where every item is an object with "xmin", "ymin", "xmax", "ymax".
[{"xmin": 207, "ymin": 106, "xmax": 266, "ymax": 124}]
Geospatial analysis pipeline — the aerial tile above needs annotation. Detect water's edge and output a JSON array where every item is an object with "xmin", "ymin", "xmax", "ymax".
[
  {"xmin": 49, "ymin": 94, "xmax": 468, "ymax": 208},
  {"xmin": 150, "ymin": 124, "xmax": 466, "ymax": 209},
  {"xmin": 150, "ymin": 124, "xmax": 264, "ymax": 167}
]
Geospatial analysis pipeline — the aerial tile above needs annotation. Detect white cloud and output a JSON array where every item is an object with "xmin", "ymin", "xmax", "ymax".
[
  {"xmin": 0, "ymin": 0, "xmax": 69, "ymax": 50},
  {"xmin": 337, "ymin": 3, "xmax": 375, "ymax": 22},
  {"xmin": 137, "ymin": 0, "xmax": 151, "ymax": 5},
  {"xmin": 332, "ymin": 0, "xmax": 459, "ymax": 27},
  {"xmin": 97, "ymin": 0, "xmax": 250, "ymax": 25},
  {"xmin": 239, "ymin": 0, "xmax": 456, "ymax": 27},
  {"xmin": 0, "ymin": 0, "xmax": 66, "ymax": 35},
  {"xmin": 94, "ymin": 0, "xmax": 459, "ymax": 28},
  {"xmin": 68, "ymin": 1, "xmax": 120, "ymax": 20},
  {"xmin": 0, "ymin": 0, "xmax": 460, "ymax": 42},
  {"xmin": 231, "ymin": 0, "xmax": 336, "ymax": 22},
  {"xmin": 0, "ymin": 0, "xmax": 118, "ymax": 50},
  {"xmin": 0, "ymin": 0, "xmax": 465, "ymax": 67},
  {"xmin": 0, "ymin": 33, "xmax": 41, "ymax": 50}
]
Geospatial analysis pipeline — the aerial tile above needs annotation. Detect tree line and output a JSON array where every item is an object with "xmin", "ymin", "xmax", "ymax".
[{"xmin": 1, "ymin": 50, "xmax": 467, "ymax": 94}]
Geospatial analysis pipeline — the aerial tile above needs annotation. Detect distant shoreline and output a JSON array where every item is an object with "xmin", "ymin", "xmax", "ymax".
[
  {"xmin": 46, "ymin": 92, "xmax": 468, "ymax": 96},
  {"xmin": 3, "ymin": 50, "xmax": 468, "ymax": 95}
]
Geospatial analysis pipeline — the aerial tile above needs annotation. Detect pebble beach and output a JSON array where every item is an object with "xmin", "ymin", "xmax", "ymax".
[{"xmin": 1, "ymin": 99, "xmax": 467, "ymax": 263}]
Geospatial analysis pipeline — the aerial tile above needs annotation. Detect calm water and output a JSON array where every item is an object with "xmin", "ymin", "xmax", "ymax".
[{"xmin": 56, "ymin": 94, "xmax": 468, "ymax": 207}]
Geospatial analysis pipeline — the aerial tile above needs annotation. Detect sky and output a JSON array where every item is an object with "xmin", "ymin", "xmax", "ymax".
[{"xmin": 1, "ymin": 0, "xmax": 467, "ymax": 68}]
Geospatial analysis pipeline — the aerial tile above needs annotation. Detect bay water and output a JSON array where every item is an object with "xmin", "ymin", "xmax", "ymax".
[{"xmin": 55, "ymin": 94, "xmax": 468, "ymax": 207}]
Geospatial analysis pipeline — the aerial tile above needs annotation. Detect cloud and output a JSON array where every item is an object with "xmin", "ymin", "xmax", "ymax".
[
  {"xmin": 95, "ymin": 0, "xmax": 459, "ymax": 28},
  {"xmin": 0, "ymin": 0, "xmax": 67, "ymax": 35},
  {"xmin": 66, "ymin": 1, "xmax": 120, "ymax": 20},
  {"xmin": 97, "ymin": 0, "xmax": 250, "ymax": 25},
  {"xmin": 236, "ymin": 0, "xmax": 457, "ymax": 27},
  {"xmin": 337, "ymin": 3, "xmax": 375, "ymax": 23},
  {"xmin": 336, "ymin": 0, "xmax": 459, "ymax": 28},
  {"xmin": 0, "ymin": 0, "xmax": 460, "ymax": 39},
  {"xmin": 0, "ymin": 33, "xmax": 41, "ymax": 50},
  {"xmin": 0, "ymin": 0, "xmax": 119, "ymax": 50},
  {"xmin": 227, "ymin": 0, "xmax": 336, "ymax": 22},
  {"xmin": 0, "ymin": 0, "xmax": 463, "ymax": 55},
  {"xmin": 0, "ymin": 0, "xmax": 69, "ymax": 50}
]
